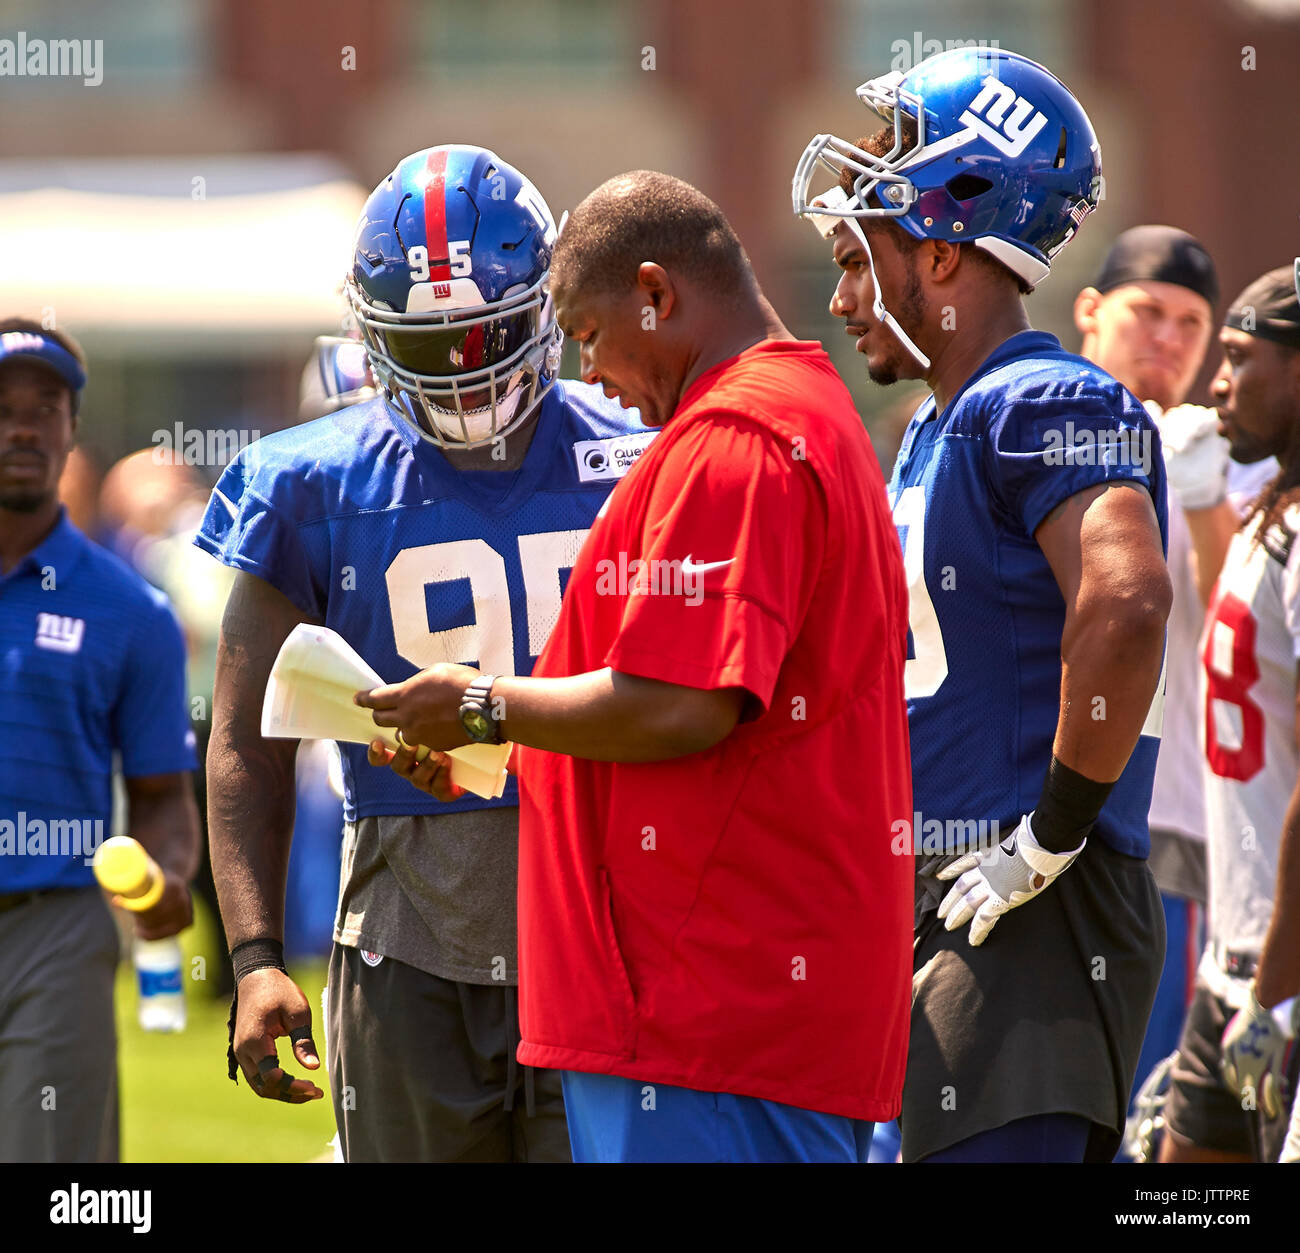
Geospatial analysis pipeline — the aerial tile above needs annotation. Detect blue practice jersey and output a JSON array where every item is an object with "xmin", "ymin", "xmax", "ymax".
[
  {"xmin": 195, "ymin": 381, "xmax": 654, "ymax": 822},
  {"xmin": 889, "ymin": 331, "xmax": 1168, "ymax": 859}
]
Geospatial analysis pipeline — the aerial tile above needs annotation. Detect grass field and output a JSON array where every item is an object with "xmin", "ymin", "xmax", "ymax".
[{"xmin": 115, "ymin": 898, "xmax": 338, "ymax": 1163}]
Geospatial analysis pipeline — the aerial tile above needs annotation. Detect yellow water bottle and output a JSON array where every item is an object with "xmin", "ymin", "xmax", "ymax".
[{"xmin": 93, "ymin": 837, "xmax": 186, "ymax": 1032}]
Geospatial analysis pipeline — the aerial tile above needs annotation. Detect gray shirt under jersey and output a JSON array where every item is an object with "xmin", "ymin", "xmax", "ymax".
[{"xmin": 334, "ymin": 807, "xmax": 519, "ymax": 985}]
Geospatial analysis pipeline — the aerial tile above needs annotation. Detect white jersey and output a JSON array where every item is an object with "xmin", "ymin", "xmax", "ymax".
[
  {"xmin": 1201, "ymin": 495, "xmax": 1300, "ymax": 957},
  {"xmin": 1148, "ymin": 503, "xmax": 1204, "ymax": 839},
  {"xmin": 1150, "ymin": 458, "xmax": 1277, "ymax": 841}
]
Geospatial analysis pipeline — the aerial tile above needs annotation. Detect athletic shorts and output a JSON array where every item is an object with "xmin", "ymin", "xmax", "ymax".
[
  {"xmin": 1164, "ymin": 981, "xmax": 1299, "ymax": 1161},
  {"xmin": 561, "ymin": 1071, "xmax": 875, "ymax": 1163},
  {"xmin": 904, "ymin": 837, "xmax": 1164, "ymax": 1163},
  {"xmin": 326, "ymin": 943, "xmax": 570, "ymax": 1162}
]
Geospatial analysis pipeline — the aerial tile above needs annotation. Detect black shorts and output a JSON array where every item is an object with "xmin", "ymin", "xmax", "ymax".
[
  {"xmin": 326, "ymin": 943, "xmax": 571, "ymax": 1162},
  {"xmin": 1164, "ymin": 981, "xmax": 1299, "ymax": 1161},
  {"xmin": 903, "ymin": 837, "xmax": 1164, "ymax": 1162}
]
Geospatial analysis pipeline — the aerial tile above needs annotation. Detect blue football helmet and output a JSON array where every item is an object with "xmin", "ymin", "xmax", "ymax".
[
  {"xmin": 793, "ymin": 47, "xmax": 1102, "ymax": 292},
  {"xmin": 345, "ymin": 145, "xmax": 562, "ymax": 448}
]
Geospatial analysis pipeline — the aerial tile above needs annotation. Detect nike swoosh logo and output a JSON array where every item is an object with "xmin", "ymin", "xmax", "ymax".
[
  {"xmin": 214, "ymin": 487, "xmax": 239, "ymax": 520},
  {"xmin": 681, "ymin": 555, "xmax": 735, "ymax": 576}
]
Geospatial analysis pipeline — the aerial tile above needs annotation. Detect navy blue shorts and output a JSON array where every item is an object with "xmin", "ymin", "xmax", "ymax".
[{"xmin": 562, "ymin": 1071, "xmax": 876, "ymax": 1163}]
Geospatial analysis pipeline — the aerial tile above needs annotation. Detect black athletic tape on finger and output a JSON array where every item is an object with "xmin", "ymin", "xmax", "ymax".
[
  {"xmin": 226, "ymin": 992, "xmax": 239, "ymax": 1083},
  {"xmin": 289, "ymin": 1025, "xmax": 314, "ymax": 1045},
  {"xmin": 257, "ymin": 1054, "xmax": 281, "ymax": 1076},
  {"xmin": 226, "ymin": 938, "xmax": 287, "ymax": 1087}
]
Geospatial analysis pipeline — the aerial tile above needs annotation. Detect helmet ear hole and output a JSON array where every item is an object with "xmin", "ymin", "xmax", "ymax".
[{"xmin": 944, "ymin": 173, "xmax": 993, "ymax": 202}]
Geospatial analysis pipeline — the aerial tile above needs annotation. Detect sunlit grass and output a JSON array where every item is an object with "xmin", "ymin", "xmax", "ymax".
[{"xmin": 114, "ymin": 897, "xmax": 336, "ymax": 1163}]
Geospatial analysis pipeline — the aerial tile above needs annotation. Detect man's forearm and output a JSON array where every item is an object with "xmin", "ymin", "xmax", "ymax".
[
  {"xmin": 207, "ymin": 724, "xmax": 298, "ymax": 947},
  {"xmin": 495, "ymin": 668, "xmax": 738, "ymax": 763},
  {"xmin": 131, "ymin": 783, "xmax": 201, "ymax": 882},
  {"xmin": 1255, "ymin": 785, "xmax": 1300, "ymax": 1008},
  {"xmin": 1053, "ymin": 600, "xmax": 1167, "ymax": 782}
]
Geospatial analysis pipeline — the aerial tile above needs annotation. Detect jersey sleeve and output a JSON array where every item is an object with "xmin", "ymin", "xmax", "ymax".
[
  {"xmin": 983, "ymin": 382, "xmax": 1164, "ymax": 537},
  {"xmin": 604, "ymin": 413, "xmax": 826, "ymax": 714},
  {"xmin": 192, "ymin": 444, "xmax": 325, "ymax": 618},
  {"xmin": 112, "ymin": 590, "xmax": 198, "ymax": 778}
]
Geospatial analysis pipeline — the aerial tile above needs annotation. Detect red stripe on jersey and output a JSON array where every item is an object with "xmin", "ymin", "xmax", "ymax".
[{"xmin": 423, "ymin": 148, "xmax": 452, "ymax": 280}]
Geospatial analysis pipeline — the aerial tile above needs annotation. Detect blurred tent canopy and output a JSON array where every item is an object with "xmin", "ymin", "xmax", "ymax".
[{"xmin": 1, "ymin": 154, "xmax": 365, "ymax": 353}]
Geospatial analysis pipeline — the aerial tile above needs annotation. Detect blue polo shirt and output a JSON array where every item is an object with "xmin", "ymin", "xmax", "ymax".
[{"xmin": 0, "ymin": 510, "xmax": 197, "ymax": 891}]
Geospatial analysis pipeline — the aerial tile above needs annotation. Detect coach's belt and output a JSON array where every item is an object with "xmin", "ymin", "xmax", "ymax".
[{"xmin": 0, "ymin": 888, "xmax": 71, "ymax": 914}]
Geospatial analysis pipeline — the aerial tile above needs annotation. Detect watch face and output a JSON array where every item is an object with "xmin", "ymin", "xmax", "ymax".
[{"xmin": 463, "ymin": 710, "xmax": 491, "ymax": 741}]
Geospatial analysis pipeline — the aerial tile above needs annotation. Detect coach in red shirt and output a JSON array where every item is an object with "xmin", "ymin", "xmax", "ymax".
[{"xmin": 358, "ymin": 170, "xmax": 912, "ymax": 1162}]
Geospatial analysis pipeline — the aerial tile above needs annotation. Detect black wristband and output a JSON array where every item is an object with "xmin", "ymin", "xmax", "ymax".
[
  {"xmin": 226, "ymin": 939, "xmax": 287, "ymax": 1085},
  {"xmin": 1032, "ymin": 755, "xmax": 1115, "ymax": 854},
  {"xmin": 231, "ymin": 937, "xmax": 286, "ymax": 984}
]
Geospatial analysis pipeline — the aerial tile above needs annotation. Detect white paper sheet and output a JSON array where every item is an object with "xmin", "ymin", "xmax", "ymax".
[{"xmin": 261, "ymin": 623, "xmax": 511, "ymax": 800}]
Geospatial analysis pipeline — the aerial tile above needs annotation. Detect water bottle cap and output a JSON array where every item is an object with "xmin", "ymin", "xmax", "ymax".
[{"xmin": 92, "ymin": 836, "xmax": 163, "ymax": 910}]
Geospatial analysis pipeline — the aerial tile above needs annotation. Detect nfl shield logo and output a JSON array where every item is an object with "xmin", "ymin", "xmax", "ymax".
[{"xmin": 360, "ymin": 949, "xmax": 383, "ymax": 967}]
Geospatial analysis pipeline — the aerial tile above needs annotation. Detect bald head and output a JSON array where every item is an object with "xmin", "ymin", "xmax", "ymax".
[{"xmin": 552, "ymin": 170, "xmax": 755, "ymax": 304}]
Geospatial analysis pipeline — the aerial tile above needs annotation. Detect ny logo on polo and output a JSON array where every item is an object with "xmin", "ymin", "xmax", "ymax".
[{"xmin": 35, "ymin": 613, "xmax": 85, "ymax": 654}]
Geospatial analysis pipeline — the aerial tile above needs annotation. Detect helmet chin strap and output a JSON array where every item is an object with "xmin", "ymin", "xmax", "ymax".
[
  {"xmin": 843, "ymin": 215, "xmax": 932, "ymax": 373},
  {"xmin": 809, "ymin": 189, "xmax": 931, "ymax": 372}
]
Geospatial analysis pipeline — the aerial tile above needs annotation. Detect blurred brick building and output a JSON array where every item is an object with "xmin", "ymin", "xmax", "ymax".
[{"xmin": 2, "ymin": 0, "xmax": 1297, "ymax": 467}]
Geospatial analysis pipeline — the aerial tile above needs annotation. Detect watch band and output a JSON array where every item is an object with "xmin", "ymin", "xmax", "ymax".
[{"xmin": 459, "ymin": 674, "xmax": 501, "ymax": 744}]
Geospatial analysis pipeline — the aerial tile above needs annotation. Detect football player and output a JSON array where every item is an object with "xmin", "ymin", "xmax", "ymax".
[
  {"xmin": 1073, "ymin": 228, "xmax": 1279, "ymax": 1160},
  {"xmin": 196, "ymin": 145, "xmax": 653, "ymax": 1162},
  {"xmin": 1161, "ymin": 266, "xmax": 1300, "ymax": 1163},
  {"xmin": 794, "ymin": 47, "xmax": 1172, "ymax": 1162}
]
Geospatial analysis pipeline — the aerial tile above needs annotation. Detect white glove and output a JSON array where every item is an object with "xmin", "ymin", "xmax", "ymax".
[
  {"xmin": 936, "ymin": 812, "xmax": 1084, "ymax": 947},
  {"xmin": 1282, "ymin": 1078, "xmax": 1300, "ymax": 1161},
  {"xmin": 1147, "ymin": 400, "xmax": 1230, "ymax": 510},
  {"xmin": 1220, "ymin": 984, "xmax": 1295, "ymax": 1121}
]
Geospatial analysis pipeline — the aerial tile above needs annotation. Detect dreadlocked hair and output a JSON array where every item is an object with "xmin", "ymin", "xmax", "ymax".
[{"xmin": 1244, "ymin": 429, "xmax": 1300, "ymax": 547}]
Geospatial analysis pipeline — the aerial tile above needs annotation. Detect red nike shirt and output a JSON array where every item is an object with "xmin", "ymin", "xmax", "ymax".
[{"xmin": 516, "ymin": 339, "xmax": 913, "ymax": 1120}]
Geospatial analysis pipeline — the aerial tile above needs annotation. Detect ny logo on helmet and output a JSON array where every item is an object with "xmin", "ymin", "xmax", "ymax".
[{"xmin": 959, "ymin": 76, "xmax": 1047, "ymax": 158}]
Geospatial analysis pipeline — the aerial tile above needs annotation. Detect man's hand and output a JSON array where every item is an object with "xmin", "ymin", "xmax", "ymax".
[
  {"xmin": 1148, "ymin": 401, "xmax": 1230, "ymax": 511},
  {"xmin": 355, "ymin": 662, "xmax": 479, "ymax": 752},
  {"xmin": 1221, "ymin": 985, "xmax": 1294, "ymax": 1120},
  {"xmin": 232, "ymin": 967, "xmax": 324, "ymax": 1103},
  {"xmin": 936, "ymin": 813, "xmax": 1085, "ymax": 946},
  {"xmin": 366, "ymin": 739, "xmax": 463, "ymax": 802},
  {"xmin": 127, "ymin": 868, "xmax": 193, "ymax": 941}
]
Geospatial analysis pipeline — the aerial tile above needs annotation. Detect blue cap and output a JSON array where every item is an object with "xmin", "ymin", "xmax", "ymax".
[{"xmin": 0, "ymin": 329, "xmax": 87, "ymax": 393}]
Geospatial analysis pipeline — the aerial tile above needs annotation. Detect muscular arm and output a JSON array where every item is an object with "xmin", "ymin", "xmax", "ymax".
[
  {"xmin": 207, "ymin": 571, "xmax": 310, "ymax": 947},
  {"xmin": 1034, "ymin": 482, "xmax": 1173, "ymax": 783},
  {"xmin": 1252, "ymin": 665, "xmax": 1300, "ymax": 1009}
]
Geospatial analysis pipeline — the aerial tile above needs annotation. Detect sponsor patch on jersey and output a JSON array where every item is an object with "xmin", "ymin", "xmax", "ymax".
[
  {"xmin": 360, "ymin": 949, "xmax": 384, "ymax": 967},
  {"xmin": 573, "ymin": 431, "xmax": 657, "ymax": 483}
]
